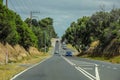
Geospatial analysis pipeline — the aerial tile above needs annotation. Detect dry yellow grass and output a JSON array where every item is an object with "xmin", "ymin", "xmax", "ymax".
[
  {"xmin": 0, "ymin": 54, "xmax": 50, "ymax": 80},
  {"xmin": 0, "ymin": 43, "xmax": 29, "ymax": 63},
  {"xmin": 0, "ymin": 43, "xmax": 52, "ymax": 80},
  {"xmin": 67, "ymin": 44, "xmax": 79, "ymax": 56},
  {"xmin": 90, "ymin": 40, "xmax": 100, "ymax": 47},
  {"xmin": 0, "ymin": 63, "xmax": 25, "ymax": 80}
]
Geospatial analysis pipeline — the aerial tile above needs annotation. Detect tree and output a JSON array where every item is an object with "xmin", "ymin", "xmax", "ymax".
[
  {"xmin": 0, "ymin": 0, "xmax": 3, "ymax": 4},
  {"xmin": 25, "ymin": 17, "xmax": 57, "ymax": 51},
  {"xmin": 62, "ymin": 8, "xmax": 120, "ymax": 57},
  {"xmin": 0, "ymin": 4, "xmax": 20, "ymax": 45},
  {"xmin": 17, "ymin": 23, "xmax": 38, "ymax": 50},
  {"xmin": 62, "ymin": 16, "xmax": 90, "ymax": 52}
]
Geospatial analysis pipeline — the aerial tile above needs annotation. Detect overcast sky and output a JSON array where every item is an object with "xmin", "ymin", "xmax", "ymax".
[{"xmin": 3, "ymin": 0, "xmax": 120, "ymax": 37}]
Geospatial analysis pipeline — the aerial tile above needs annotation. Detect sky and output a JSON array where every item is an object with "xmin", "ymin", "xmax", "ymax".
[{"xmin": 3, "ymin": 0, "xmax": 120, "ymax": 37}]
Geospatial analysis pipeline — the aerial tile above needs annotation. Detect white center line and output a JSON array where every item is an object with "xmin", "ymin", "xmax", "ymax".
[
  {"xmin": 62, "ymin": 56, "xmax": 101, "ymax": 80},
  {"xmin": 75, "ymin": 66, "xmax": 95, "ymax": 80}
]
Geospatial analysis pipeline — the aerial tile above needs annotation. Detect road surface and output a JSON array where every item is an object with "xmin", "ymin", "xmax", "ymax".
[{"xmin": 11, "ymin": 41, "xmax": 120, "ymax": 80}]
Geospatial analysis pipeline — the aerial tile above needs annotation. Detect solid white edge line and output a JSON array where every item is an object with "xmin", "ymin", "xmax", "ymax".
[{"xmin": 10, "ymin": 56, "xmax": 52, "ymax": 80}]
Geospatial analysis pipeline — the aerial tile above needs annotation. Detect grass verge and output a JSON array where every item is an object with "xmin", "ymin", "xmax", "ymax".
[
  {"xmin": 67, "ymin": 44, "xmax": 120, "ymax": 64},
  {"xmin": 0, "ymin": 53, "xmax": 50, "ymax": 80},
  {"xmin": 85, "ymin": 56, "xmax": 120, "ymax": 64}
]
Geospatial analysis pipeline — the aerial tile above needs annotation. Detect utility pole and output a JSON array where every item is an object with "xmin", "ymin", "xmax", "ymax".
[
  {"xmin": 5, "ymin": 50, "xmax": 8, "ymax": 64},
  {"xmin": 30, "ymin": 11, "xmax": 40, "ymax": 28},
  {"xmin": 6, "ymin": 0, "xmax": 8, "ymax": 8},
  {"xmin": 44, "ymin": 31, "xmax": 46, "ymax": 53},
  {"xmin": 30, "ymin": 11, "xmax": 40, "ymax": 19},
  {"xmin": 29, "ymin": 11, "xmax": 47, "ymax": 53}
]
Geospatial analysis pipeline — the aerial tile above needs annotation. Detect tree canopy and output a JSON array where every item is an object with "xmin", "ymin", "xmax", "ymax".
[
  {"xmin": 25, "ymin": 17, "xmax": 57, "ymax": 51},
  {"xmin": 62, "ymin": 9, "xmax": 120, "ymax": 57},
  {"xmin": 0, "ymin": 3, "xmax": 57, "ymax": 51}
]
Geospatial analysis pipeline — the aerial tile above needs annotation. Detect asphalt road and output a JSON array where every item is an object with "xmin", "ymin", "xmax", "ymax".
[
  {"xmin": 65, "ymin": 56, "xmax": 120, "ymax": 80},
  {"xmin": 11, "ymin": 41, "xmax": 120, "ymax": 80}
]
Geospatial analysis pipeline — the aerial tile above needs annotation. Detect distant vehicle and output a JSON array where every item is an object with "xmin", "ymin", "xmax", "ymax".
[
  {"xmin": 56, "ymin": 40, "xmax": 59, "ymax": 43},
  {"xmin": 62, "ymin": 44, "xmax": 67, "ymax": 50},
  {"xmin": 65, "ymin": 51, "xmax": 72, "ymax": 56},
  {"xmin": 54, "ymin": 51, "xmax": 59, "ymax": 54}
]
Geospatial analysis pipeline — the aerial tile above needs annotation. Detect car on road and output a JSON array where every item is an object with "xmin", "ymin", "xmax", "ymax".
[
  {"xmin": 54, "ymin": 51, "xmax": 59, "ymax": 54},
  {"xmin": 62, "ymin": 44, "xmax": 67, "ymax": 50},
  {"xmin": 56, "ymin": 40, "xmax": 59, "ymax": 43},
  {"xmin": 65, "ymin": 51, "xmax": 72, "ymax": 56}
]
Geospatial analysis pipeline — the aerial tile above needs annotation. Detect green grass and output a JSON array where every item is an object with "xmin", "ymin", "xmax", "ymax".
[{"xmin": 109, "ymin": 56, "xmax": 120, "ymax": 63}]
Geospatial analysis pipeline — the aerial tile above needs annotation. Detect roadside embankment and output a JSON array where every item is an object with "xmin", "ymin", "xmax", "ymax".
[
  {"xmin": 67, "ymin": 44, "xmax": 120, "ymax": 64},
  {"xmin": 0, "ymin": 43, "xmax": 51, "ymax": 80}
]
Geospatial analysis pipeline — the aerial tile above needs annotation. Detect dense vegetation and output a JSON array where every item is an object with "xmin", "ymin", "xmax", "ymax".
[
  {"xmin": 25, "ymin": 17, "xmax": 57, "ymax": 51},
  {"xmin": 0, "ymin": 0, "xmax": 2, "ymax": 3},
  {"xmin": 0, "ymin": 2, "xmax": 57, "ymax": 51},
  {"xmin": 62, "ymin": 9, "xmax": 120, "ymax": 58}
]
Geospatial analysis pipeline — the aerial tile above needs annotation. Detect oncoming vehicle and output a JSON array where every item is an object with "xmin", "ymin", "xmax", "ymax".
[{"xmin": 65, "ymin": 51, "xmax": 72, "ymax": 56}]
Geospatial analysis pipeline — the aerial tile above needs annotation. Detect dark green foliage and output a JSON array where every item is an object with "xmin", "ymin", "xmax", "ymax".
[
  {"xmin": 0, "ymin": 0, "xmax": 2, "ymax": 4},
  {"xmin": 62, "ymin": 16, "xmax": 90, "ymax": 52},
  {"xmin": 25, "ymin": 17, "xmax": 57, "ymax": 51},
  {"xmin": 32, "ymin": 19, "xmax": 39, "ymax": 26},
  {"xmin": 32, "ymin": 26, "xmax": 43, "ymax": 49},
  {"xmin": 17, "ymin": 23, "xmax": 38, "ymax": 50},
  {"xmin": 0, "ymin": 4, "xmax": 20, "ymax": 45},
  {"xmin": 62, "ymin": 9, "xmax": 120, "ymax": 57},
  {"xmin": 0, "ymin": 3, "xmax": 57, "ymax": 52}
]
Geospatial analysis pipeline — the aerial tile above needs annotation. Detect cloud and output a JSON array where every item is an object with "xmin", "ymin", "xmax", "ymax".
[{"xmin": 5, "ymin": 0, "xmax": 120, "ymax": 37}]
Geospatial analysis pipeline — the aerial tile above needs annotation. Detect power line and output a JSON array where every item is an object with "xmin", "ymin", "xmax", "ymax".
[
  {"xmin": 14, "ymin": 0, "xmax": 28, "ymax": 16},
  {"xmin": 24, "ymin": 0, "xmax": 34, "ymax": 11},
  {"xmin": 19, "ymin": 0, "xmax": 28, "ymax": 11},
  {"xmin": 9, "ymin": 0, "xmax": 17, "ymax": 12},
  {"xmin": 6, "ymin": 0, "xmax": 41, "ymax": 19},
  {"xmin": 6, "ymin": 0, "xmax": 8, "ymax": 8}
]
